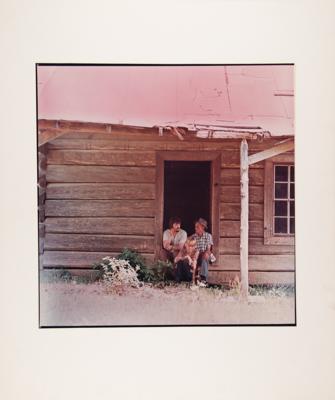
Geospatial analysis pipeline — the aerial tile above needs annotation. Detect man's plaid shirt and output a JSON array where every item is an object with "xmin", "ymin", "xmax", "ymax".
[{"xmin": 193, "ymin": 231, "xmax": 213, "ymax": 253}]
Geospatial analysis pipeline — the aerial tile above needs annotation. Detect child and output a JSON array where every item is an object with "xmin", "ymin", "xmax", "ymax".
[{"xmin": 174, "ymin": 236, "xmax": 199, "ymax": 285}]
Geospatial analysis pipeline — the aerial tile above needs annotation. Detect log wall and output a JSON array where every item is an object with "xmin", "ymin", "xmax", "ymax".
[{"xmin": 39, "ymin": 121, "xmax": 295, "ymax": 284}]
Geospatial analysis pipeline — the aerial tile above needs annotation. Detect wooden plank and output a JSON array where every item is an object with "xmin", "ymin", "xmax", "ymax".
[
  {"xmin": 56, "ymin": 130, "xmax": 191, "ymax": 142},
  {"xmin": 240, "ymin": 139, "xmax": 249, "ymax": 298},
  {"xmin": 57, "ymin": 120, "xmax": 109, "ymax": 132},
  {"xmin": 46, "ymin": 183, "xmax": 155, "ymax": 200},
  {"xmin": 43, "ymin": 251, "xmax": 155, "ymax": 268},
  {"xmin": 221, "ymin": 203, "xmax": 263, "ymax": 221},
  {"xmin": 220, "ymin": 220, "xmax": 264, "ymax": 238},
  {"xmin": 219, "ymin": 238, "xmax": 295, "ymax": 255},
  {"xmin": 38, "ymin": 120, "xmax": 57, "ymax": 129},
  {"xmin": 221, "ymin": 185, "xmax": 263, "ymax": 203},
  {"xmin": 221, "ymin": 168, "xmax": 264, "ymax": 186},
  {"xmin": 47, "ymin": 150, "xmax": 156, "ymax": 166},
  {"xmin": 157, "ymin": 150, "xmax": 222, "ymax": 161},
  {"xmin": 46, "ymin": 165, "xmax": 155, "ymax": 183},
  {"xmin": 208, "ymin": 270, "xmax": 295, "ymax": 285},
  {"xmin": 45, "ymin": 233, "xmax": 155, "ymax": 252},
  {"xmin": 45, "ymin": 217, "xmax": 155, "ymax": 235},
  {"xmin": 221, "ymin": 150, "xmax": 264, "ymax": 168},
  {"xmin": 45, "ymin": 200, "xmax": 155, "ymax": 217},
  {"xmin": 39, "ymin": 130, "xmax": 72, "ymax": 146},
  {"xmin": 48, "ymin": 137, "xmax": 284, "ymax": 152},
  {"xmin": 217, "ymin": 255, "xmax": 295, "ymax": 271},
  {"xmin": 47, "ymin": 138, "xmax": 236, "ymax": 151},
  {"xmin": 248, "ymin": 139, "xmax": 294, "ymax": 165}
]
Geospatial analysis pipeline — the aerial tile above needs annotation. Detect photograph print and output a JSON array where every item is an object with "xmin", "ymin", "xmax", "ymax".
[{"xmin": 37, "ymin": 64, "xmax": 295, "ymax": 327}]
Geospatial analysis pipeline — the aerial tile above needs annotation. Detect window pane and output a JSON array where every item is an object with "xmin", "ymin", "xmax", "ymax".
[
  {"xmin": 275, "ymin": 217, "xmax": 288, "ymax": 233},
  {"xmin": 290, "ymin": 217, "xmax": 295, "ymax": 234},
  {"xmin": 275, "ymin": 183, "xmax": 288, "ymax": 199},
  {"xmin": 275, "ymin": 166, "xmax": 288, "ymax": 182},
  {"xmin": 290, "ymin": 183, "xmax": 295, "ymax": 199},
  {"xmin": 290, "ymin": 201, "xmax": 295, "ymax": 217},
  {"xmin": 290, "ymin": 166, "xmax": 295, "ymax": 182},
  {"xmin": 275, "ymin": 201, "xmax": 288, "ymax": 216}
]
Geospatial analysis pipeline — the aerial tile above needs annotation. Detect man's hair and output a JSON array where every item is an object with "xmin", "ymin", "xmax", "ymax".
[{"xmin": 169, "ymin": 216, "xmax": 181, "ymax": 228}]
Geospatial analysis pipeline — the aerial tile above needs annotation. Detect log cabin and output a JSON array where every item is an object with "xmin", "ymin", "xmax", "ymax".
[{"xmin": 38, "ymin": 118, "xmax": 295, "ymax": 293}]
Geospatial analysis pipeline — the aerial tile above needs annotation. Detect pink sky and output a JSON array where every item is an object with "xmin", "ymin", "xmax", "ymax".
[{"xmin": 37, "ymin": 65, "xmax": 294, "ymax": 136}]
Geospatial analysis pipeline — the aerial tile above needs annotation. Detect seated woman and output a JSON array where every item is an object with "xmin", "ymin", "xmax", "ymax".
[{"xmin": 174, "ymin": 236, "xmax": 199, "ymax": 284}]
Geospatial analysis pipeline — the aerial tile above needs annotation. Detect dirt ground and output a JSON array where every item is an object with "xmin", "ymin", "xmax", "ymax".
[{"xmin": 39, "ymin": 282, "xmax": 295, "ymax": 326}]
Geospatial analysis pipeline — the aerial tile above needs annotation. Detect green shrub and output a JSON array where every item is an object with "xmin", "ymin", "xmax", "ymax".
[
  {"xmin": 94, "ymin": 249, "xmax": 175, "ymax": 284},
  {"xmin": 151, "ymin": 259, "xmax": 174, "ymax": 282},
  {"xmin": 116, "ymin": 248, "xmax": 155, "ymax": 282}
]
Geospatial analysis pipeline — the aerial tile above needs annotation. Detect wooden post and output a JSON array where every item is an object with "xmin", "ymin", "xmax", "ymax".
[{"xmin": 240, "ymin": 139, "xmax": 249, "ymax": 299}]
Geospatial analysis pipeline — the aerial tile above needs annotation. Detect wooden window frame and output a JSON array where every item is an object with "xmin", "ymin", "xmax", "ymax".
[
  {"xmin": 155, "ymin": 151, "xmax": 221, "ymax": 266},
  {"xmin": 264, "ymin": 153, "xmax": 295, "ymax": 245}
]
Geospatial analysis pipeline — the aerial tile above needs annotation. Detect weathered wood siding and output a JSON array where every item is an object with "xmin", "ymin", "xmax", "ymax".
[
  {"xmin": 43, "ymin": 126, "xmax": 157, "ymax": 270},
  {"xmin": 219, "ymin": 145, "xmax": 295, "ymax": 284},
  {"xmin": 40, "ymin": 120, "xmax": 295, "ymax": 284}
]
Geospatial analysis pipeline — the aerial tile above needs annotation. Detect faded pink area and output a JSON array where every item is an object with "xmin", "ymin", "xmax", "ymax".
[{"xmin": 38, "ymin": 65, "xmax": 294, "ymax": 135}]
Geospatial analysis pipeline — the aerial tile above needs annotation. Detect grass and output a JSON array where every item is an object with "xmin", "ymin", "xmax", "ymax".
[{"xmin": 40, "ymin": 269, "xmax": 295, "ymax": 298}]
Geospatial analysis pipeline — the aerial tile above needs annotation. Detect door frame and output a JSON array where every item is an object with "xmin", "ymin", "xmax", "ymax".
[{"xmin": 155, "ymin": 151, "xmax": 221, "ymax": 266}]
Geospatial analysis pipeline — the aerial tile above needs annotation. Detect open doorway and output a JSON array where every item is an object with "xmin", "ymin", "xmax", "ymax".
[
  {"xmin": 163, "ymin": 161, "xmax": 211, "ymax": 236},
  {"xmin": 155, "ymin": 151, "xmax": 220, "ymax": 264}
]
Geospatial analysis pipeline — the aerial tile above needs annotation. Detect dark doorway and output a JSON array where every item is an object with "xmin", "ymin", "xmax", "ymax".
[{"xmin": 163, "ymin": 161, "xmax": 211, "ymax": 236}]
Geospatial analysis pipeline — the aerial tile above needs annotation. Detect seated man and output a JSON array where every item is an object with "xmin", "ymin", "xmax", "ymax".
[
  {"xmin": 193, "ymin": 218, "xmax": 214, "ymax": 286},
  {"xmin": 162, "ymin": 216, "xmax": 187, "ymax": 263}
]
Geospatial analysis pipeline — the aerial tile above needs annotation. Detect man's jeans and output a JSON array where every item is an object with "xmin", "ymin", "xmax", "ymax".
[{"xmin": 197, "ymin": 252, "xmax": 209, "ymax": 280}]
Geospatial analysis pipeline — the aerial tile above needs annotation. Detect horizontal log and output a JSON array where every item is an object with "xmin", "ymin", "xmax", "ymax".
[
  {"xmin": 216, "ymin": 255, "xmax": 294, "ymax": 271},
  {"xmin": 219, "ymin": 238, "xmax": 295, "ymax": 255},
  {"xmin": 47, "ymin": 149, "xmax": 156, "ymax": 166},
  {"xmin": 220, "ymin": 220, "xmax": 264, "ymax": 237},
  {"xmin": 57, "ymin": 120, "xmax": 155, "ymax": 134},
  {"xmin": 46, "ymin": 165, "xmax": 155, "ymax": 183},
  {"xmin": 39, "ymin": 192, "xmax": 46, "ymax": 204},
  {"xmin": 45, "ymin": 200, "xmax": 155, "ymax": 217},
  {"xmin": 45, "ymin": 233, "xmax": 155, "ymax": 252},
  {"xmin": 45, "ymin": 217, "xmax": 155, "ymax": 235},
  {"xmin": 39, "ymin": 238, "xmax": 45, "ymax": 254},
  {"xmin": 48, "ymin": 138, "xmax": 284, "ymax": 152},
  {"xmin": 221, "ymin": 185, "xmax": 263, "ymax": 203},
  {"xmin": 221, "ymin": 203, "xmax": 263, "ymax": 221},
  {"xmin": 221, "ymin": 150, "xmax": 264, "ymax": 169},
  {"xmin": 43, "ymin": 251, "xmax": 155, "ymax": 268},
  {"xmin": 39, "ymin": 130, "xmax": 70, "ymax": 146},
  {"xmin": 38, "ymin": 119, "xmax": 58, "ymax": 129},
  {"xmin": 38, "ymin": 175, "xmax": 46, "ymax": 188},
  {"xmin": 221, "ymin": 168, "xmax": 264, "ymax": 186},
  {"xmin": 57, "ymin": 120, "xmax": 109, "ymax": 132},
  {"xmin": 46, "ymin": 183, "xmax": 155, "ymax": 200},
  {"xmin": 208, "ymin": 271, "xmax": 295, "ymax": 285},
  {"xmin": 57, "ymin": 130, "xmax": 192, "ymax": 142}
]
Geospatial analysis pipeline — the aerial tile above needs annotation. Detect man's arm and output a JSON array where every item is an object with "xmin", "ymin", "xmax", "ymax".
[
  {"xmin": 163, "ymin": 240, "xmax": 173, "ymax": 251},
  {"xmin": 203, "ymin": 234, "xmax": 213, "ymax": 259},
  {"xmin": 162, "ymin": 231, "xmax": 172, "ymax": 251}
]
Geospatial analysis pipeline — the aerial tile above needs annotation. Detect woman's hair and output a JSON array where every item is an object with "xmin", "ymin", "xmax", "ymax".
[
  {"xmin": 186, "ymin": 236, "xmax": 197, "ymax": 245},
  {"xmin": 169, "ymin": 216, "xmax": 181, "ymax": 228}
]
